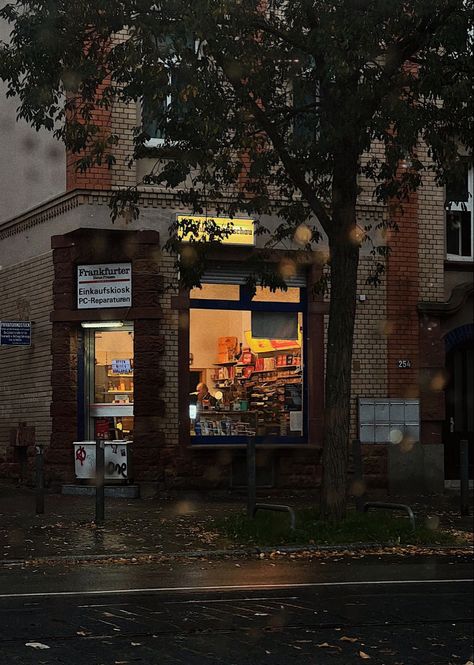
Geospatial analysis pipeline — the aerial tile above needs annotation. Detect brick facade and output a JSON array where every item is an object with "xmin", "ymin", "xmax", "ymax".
[
  {"xmin": 0, "ymin": 254, "xmax": 54, "ymax": 480},
  {"xmin": 1, "ymin": 58, "xmax": 469, "ymax": 491},
  {"xmin": 387, "ymin": 192, "xmax": 420, "ymax": 397},
  {"xmin": 66, "ymin": 80, "xmax": 114, "ymax": 192},
  {"xmin": 0, "ymin": 182, "xmax": 468, "ymax": 489},
  {"xmin": 48, "ymin": 229, "xmax": 166, "ymax": 482}
]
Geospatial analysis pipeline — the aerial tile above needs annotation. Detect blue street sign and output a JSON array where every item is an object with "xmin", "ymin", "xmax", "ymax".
[{"xmin": 0, "ymin": 321, "xmax": 32, "ymax": 346}]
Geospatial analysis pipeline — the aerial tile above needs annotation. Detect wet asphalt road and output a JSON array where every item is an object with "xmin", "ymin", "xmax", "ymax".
[{"xmin": 0, "ymin": 555, "xmax": 472, "ymax": 664}]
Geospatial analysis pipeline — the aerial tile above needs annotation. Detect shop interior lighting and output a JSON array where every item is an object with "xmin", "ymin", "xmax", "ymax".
[{"xmin": 80, "ymin": 321, "xmax": 124, "ymax": 329}]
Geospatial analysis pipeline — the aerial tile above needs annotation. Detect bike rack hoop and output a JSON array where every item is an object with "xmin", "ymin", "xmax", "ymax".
[
  {"xmin": 363, "ymin": 501, "xmax": 416, "ymax": 531},
  {"xmin": 253, "ymin": 503, "xmax": 296, "ymax": 530}
]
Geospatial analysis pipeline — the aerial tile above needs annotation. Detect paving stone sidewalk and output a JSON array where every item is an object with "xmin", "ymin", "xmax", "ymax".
[{"xmin": 0, "ymin": 481, "xmax": 472, "ymax": 562}]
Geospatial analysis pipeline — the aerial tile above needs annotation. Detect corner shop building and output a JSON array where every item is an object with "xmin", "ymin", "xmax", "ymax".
[{"xmin": 0, "ymin": 187, "xmax": 472, "ymax": 491}]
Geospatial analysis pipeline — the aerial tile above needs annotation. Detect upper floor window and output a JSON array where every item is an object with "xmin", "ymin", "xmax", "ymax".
[
  {"xmin": 142, "ymin": 36, "xmax": 199, "ymax": 147},
  {"xmin": 142, "ymin": 66, "xmax": 190, "ymax": 147},
  {"xmin": 446, "ymin": 164, "xmax": 473, "ymax": 261},
  {"xmin": 291, "ymin": 70, "xmax": 319, "ymax": 145}
]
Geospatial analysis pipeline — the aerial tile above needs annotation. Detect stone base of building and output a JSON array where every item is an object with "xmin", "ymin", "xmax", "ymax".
[{"xmin": 61, "ymin": 484, "xmax": 140, "ymax": 498}]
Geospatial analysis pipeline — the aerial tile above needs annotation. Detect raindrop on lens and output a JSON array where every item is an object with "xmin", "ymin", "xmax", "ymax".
[{"xmin": 389, "ymin": 429, "xmax": 403, "ymax": 444}]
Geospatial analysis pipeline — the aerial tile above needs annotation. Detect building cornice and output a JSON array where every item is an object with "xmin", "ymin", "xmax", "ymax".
[{"xmin": 0, "ymin": 186, "xmax": 386, "ymax": 241}]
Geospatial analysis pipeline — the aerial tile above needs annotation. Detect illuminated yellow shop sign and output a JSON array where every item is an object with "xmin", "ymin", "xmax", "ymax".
[{"xmin": 177, "ymin": 215, "xmax": 255, "ymax": 246}]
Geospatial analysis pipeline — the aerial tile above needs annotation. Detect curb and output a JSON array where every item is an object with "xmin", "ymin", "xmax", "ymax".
[{"xmin": 2, "ymin": 542, "xmax": 473, "ymax": 567}]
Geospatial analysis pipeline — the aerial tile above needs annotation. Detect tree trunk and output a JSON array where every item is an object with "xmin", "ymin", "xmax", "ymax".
[
  {"xmin": 320, "ymin": 150, "xmax": 360, "ymax": 522},
  {"xmin": 320, "ymin": 235, "xmax": 360, "ymax": 521}
]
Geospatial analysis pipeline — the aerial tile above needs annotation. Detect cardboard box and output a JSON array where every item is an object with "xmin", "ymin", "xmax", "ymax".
[{"xmin": 218, "ymin": 336, "xmax": 238, "ymax": 352}]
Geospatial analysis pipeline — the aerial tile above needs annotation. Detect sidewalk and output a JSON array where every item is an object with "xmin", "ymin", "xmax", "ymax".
[{"xmin": 0, "ymin": 482, "xmax": 472, "ymax": 564}]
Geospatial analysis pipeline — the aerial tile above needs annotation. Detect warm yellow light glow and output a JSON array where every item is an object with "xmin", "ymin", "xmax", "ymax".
[
  {"xmin": 177, "ymin": 215, "xmax": 255, "ymax": 246},
  {"xmin": 81, "ymin": 321, "xmax": 124, "ymax": 329}
]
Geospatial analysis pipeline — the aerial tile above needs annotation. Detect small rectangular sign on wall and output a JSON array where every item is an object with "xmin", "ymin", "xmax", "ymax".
[
  {"xmin": 77, "ymin": 263, "xmax": 132, "ymax": 310},
  {"xmin": 177, "ymin": 215, "xmax": 255, "ymax": 246},
  {"xmin": 0, "ymin": 321, "xmax": 32, "ymax": 346}
]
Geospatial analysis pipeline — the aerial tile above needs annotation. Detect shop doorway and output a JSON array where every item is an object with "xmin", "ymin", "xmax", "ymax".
[
  {"xmin": 83, "ymin": 324, "xmax": 134, "ymax": 441},
  {"xmin": 444, "ymin": 328, "xmax": 474, "ymax": 481}
]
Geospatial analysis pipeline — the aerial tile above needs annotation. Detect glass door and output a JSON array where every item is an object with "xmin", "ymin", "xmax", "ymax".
[{"xmin": 84, "ymin": 325, "xmax": 134, "ymax": 440}]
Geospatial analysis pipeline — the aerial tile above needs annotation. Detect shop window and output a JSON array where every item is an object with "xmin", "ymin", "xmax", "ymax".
[
  {"xmin": 85, "ymin": 327, "xmax": 134, "ymax": 441},
  {"xmin": 188, "ymin": 285, "xmax": 305, "ymax": 443},
  {"xmin": 446, "ymin": 164, "xmax": 473, "ymax": 261}
]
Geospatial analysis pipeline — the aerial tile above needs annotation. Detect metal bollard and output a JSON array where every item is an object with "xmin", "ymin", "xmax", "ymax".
[
  {"xmin": 35, "ymin": 445, "xmax": 44, "ymax": 515},
  {"xmin": 460, "ymin": 439, "xmax": 470, "ymax": 516},
  {"xmin": 95, "ymin": 439, "xmax": 105, "ymax": 524}
]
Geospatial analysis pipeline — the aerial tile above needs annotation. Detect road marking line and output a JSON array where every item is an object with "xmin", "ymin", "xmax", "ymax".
[{"xmin": 0, "ymin": 578, "xmax": 472, "ymax": 600}]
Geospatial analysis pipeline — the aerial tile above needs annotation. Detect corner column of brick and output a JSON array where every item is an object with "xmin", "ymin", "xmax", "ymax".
[
  {"xmin": 132, "ymin": 257, "xmax": 167, "ymax": 481},
  {"xmin": 48, "ymin": 241, "xmax": 78, "ymax": 481},
  {"xmin": 387, "ymin": 193, "xmax": 420, "ymax": 397}
]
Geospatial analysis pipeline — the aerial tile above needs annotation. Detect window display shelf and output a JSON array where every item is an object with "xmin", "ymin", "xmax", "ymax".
[
  {"xmin": 107, "ymin": 373, "xmax": 134, "ymax": 377},
  {"xmin": 213, "ymin": 361, "xmax": 238, "ymax": 366},
  {"xmin": 108, "ymin": 390, "xmax": 134, "ymax": 393},
  {"xmin": 193, "ymin": 410, "xmax": 257, "ymax": 437},
  {"xmin": 247, "ymin": 366, "xmax": 300, "ymax": 374}
]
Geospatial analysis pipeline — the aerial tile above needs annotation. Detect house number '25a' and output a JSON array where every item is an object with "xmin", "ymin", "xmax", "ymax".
[{"xmin": 398, "ymin": 359, "xmax": 412, "ymax": 368}]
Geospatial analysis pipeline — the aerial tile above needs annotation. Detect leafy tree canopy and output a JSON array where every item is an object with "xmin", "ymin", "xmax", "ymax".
[
  {"xmin": 1, "ymin": 0, "xmax": 472, "ymax": 273},
  {"xmin": 1, "ymin": 0, "xmax": 472, "ymax": 520}
]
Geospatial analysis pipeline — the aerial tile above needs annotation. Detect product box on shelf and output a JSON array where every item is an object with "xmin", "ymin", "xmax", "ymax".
[
  {"xmin": 218, "ymin": 336, "xmax": 238, "ymax": 358},
  {"xmin": 241, "ymin": 351, "xmax": 253, "ymax": 365},
  {"xmin": 218, "ymin": 336, "xmax": 238, "ymax": 348},
  {"xmin": 263, "ymin": 357, "xmax": 276, "ymax": 370}
]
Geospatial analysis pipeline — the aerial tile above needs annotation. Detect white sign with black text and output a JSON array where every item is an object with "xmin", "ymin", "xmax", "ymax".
[{"xmin": 77, "ymin": 263, "xmax": 132, "ymax": 310}]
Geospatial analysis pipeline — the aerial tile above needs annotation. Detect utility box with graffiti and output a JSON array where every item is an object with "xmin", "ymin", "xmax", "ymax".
[{"xmin": 73, "ymin": 441, "xmax": 131, "ymax": 481}]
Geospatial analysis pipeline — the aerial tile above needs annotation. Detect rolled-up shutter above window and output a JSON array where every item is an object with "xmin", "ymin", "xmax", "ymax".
[{"xmin": 201, "ymin": 262, "xmax": 306, "ymax": 287}]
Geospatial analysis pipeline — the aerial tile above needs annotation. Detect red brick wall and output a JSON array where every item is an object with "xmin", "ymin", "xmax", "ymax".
[
  {"xmin": 49, "ymin": 229, "xmax": 163, "ymax": 483},
  {"xmin": 387, "ymin": 193, "xmax": 420, "ymax": 397},
  {"xmin": 65, "ymin": 80, "xmax": 113, "ymax": 192}
]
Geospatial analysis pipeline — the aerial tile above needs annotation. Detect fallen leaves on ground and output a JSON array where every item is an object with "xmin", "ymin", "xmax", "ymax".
[
  {"xmin": 25, "ymin": 642, "xmax": 50, "ymax": 649},
  {"xmin": 317, "ymin": 642, "xmax": 341, "ymax": 650}
]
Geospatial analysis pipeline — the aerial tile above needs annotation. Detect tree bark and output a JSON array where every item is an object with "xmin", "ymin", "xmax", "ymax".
[{"xmin": 320, "ymin": 153, "xmax": 360, "ymax": 521}]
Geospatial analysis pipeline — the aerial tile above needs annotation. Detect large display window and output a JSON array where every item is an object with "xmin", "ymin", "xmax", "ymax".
[{"xmin": 189, "ymin": 284, "xmax": 306, "ymax": 443}]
